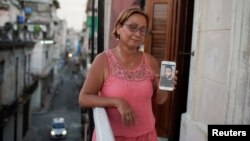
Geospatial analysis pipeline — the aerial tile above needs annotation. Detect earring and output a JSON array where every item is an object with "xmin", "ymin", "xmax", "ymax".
[{"xmin": 116, "ymin": 34, "xmax": 120, "ymax": 40}]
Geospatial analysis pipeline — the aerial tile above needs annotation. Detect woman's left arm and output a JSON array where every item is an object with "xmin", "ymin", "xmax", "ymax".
[
  {"xmin": 147, "ymin": 54, "xmax": 178, "ymax": 104},
  {"xmin": 153, "ymin": 74, "xmax": 169, "ymax": 104},
  {"xmin": 153, "ymin": 72, "xmax": 178, "ymax": 104}
]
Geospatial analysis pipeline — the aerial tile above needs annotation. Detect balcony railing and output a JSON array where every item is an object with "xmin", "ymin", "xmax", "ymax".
[
  {"xmin": 93, "ymin": 107, "xmax": 115, "ymax": 141},
  {"xmin": 0, "ymin": 40, "xmax": 35, "ymax": 49}
]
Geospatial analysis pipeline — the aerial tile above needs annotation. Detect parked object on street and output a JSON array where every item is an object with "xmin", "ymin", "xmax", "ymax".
[{"xmin": 50, "ymin": 117, "xmax": 67, "ymax": 139}]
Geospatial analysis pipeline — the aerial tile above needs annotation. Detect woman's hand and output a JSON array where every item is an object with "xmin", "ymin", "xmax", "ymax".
[
  {"xmin": 173, "ymin": 70, "xmax": 178, "ymax": 89},
  {"xmin": 115, "ymin": 98, "xmax": 136, "ymax": 127}
]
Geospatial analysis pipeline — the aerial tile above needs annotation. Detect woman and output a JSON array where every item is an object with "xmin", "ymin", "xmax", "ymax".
[{"xmin": 79, "ymin": 7, "xmax": 177, "ymax": 141}]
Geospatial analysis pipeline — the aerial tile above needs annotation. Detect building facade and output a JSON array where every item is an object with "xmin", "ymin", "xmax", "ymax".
[
  {"xmin": 180, "ymin": 0, "xmax": 250, "ymax": 141},
  {"xmin": 0, "ymin": 0, "xmax": 64, "ymax": 141},
  {"xmin": 0, "ymin": 1, "xmax": 36, "ymax": 140}
]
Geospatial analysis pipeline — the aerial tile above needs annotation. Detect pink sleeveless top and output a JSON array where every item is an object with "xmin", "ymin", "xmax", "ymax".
[{"xmin": 100, "ymin": 50, "xmax": 155, "ymax": 137}]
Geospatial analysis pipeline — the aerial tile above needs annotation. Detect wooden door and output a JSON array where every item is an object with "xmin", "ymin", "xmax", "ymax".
[
  {"xmin": 144, "ymin": 0, "xmax": 174, "ymax": 138},
  {"xmin": 144, "ymin": 0, "xmax": 194, "ymax": 140}
]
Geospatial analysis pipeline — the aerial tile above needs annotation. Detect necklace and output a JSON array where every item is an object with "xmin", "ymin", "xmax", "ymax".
[{"xmin": 116, "ymin": 47, "xmax": 138, "ymax": 68}]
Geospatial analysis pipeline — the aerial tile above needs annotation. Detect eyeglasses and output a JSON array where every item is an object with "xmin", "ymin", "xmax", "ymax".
[{"xmin": 123, "ymin": 23, "xmax": 149, "ymax": 36}]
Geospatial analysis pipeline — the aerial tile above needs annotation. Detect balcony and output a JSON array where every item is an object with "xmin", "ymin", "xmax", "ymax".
[
  {"xmin": 0, "ymin": 1, "xmax": 9, "ymax": 10},
  {"xmin": 0, "ymin": 23, "xmax": 36, "ymax": 50},
  {"xmin": 0, "ymin": 40, "xmax": 35, "ymax": 50}
]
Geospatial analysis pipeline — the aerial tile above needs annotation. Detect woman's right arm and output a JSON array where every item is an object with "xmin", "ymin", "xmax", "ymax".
[
  {"xmin": 78, "ymin": 53, "xmax": 118, "ymax": 108},
  {"xmin": 78, "ymin": 52, "xmax": 137, "ymax": 126}
]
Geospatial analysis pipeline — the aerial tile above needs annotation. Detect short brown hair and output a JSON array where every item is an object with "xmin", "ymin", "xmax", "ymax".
[{"xmin": 112, "ymin": 7, "xmax": 149, "ymax": 39}]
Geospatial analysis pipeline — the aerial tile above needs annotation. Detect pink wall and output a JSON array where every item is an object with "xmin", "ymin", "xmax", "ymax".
[{"xmin": 108, "ymin": 0, "xmax": 140, "ymax": 49}]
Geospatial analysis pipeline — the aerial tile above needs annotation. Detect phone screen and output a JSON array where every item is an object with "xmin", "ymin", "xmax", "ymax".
[{"xmin": 159, "ymin": 61, "xmax": 176, "ymax": 91}]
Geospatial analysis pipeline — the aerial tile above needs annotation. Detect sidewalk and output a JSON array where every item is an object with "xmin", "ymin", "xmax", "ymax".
[
  {"xmin": 32, "ymin": 62, "xmax": 66, "ymax": 114},
  {"xmin": 32, "ymin": 59, "xmax": 86, "ymax": 115},
  {"xmin": 32, "ymin": 92, "xmax": 54, "ymax": 114}
]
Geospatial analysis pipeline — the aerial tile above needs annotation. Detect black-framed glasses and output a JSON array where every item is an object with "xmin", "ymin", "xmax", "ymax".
[{"xmin": 123, "ymin": 23, "xmax": 149, "ymax": 36}]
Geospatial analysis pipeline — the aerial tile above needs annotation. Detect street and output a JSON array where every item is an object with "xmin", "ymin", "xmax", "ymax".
[{"xmin": 24, "ymin": 60, "xmax": 84, "ymax": 141}]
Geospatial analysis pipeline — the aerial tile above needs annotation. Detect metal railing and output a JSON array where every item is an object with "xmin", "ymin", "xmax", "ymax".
[{"xmin": 93, "ymin": 107, "xmax": 115, "ymax": 141}]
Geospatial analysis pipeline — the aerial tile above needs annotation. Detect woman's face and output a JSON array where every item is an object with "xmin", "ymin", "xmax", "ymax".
[{"xmin": 117, "ymin": 14, "xmax": 147, "ymax": 48}]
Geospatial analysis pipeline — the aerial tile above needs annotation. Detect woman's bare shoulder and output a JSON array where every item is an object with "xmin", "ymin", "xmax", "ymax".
[
  {"xmin": 143, "ymin": 52, "xmax": 160, "ymax": 75},
  {"xmin": 143, "ymin": 52, "xmax": 159, "ymax": 67},
  {"xmin": 87, "ymin": 51, "xmax": 111, "ymax": 80},
  {"xmin": 91, "ymin": 52, "xmax": 108, "ymax": 66}
]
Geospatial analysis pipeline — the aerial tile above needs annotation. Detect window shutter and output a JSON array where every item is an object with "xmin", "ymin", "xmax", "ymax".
[{"xmin": 145, "ymin": 0, "xmax": 173, "ymax": 63}]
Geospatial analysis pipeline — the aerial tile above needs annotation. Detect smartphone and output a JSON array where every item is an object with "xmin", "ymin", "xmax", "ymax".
[{"xmin": 159, "ymin": 61, "xmax": 176, "ymax": 91}]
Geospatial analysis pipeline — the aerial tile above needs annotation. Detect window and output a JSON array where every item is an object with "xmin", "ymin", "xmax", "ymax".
[
  {"xmin": 45, "ymin": 50, "xmax": 49, "ymax": 59},
  {"xmin": 0, "ymin": 60, "xmax": 4, "ymax": 84}
]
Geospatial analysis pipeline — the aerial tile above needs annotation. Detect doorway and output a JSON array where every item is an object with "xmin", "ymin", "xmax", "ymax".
[{"xmin": 144, "ymin": 0, "xmax": 194, "ymax": 140}]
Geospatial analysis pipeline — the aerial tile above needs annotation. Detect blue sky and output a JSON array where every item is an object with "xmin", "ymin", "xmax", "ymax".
[{"xmin": 57, "ymin": 0, "xmax": 87, "ymax": 31}]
